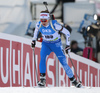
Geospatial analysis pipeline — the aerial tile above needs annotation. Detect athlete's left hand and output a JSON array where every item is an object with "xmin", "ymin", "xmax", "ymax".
[{"xmin": 65, "ymin": 45, "xmax": 70, "ymax": 54}]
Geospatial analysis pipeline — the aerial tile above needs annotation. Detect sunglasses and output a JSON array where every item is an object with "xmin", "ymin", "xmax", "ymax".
[{"xmin": 40, "ymin": 19, "xmax": 48, "ymax": 22}]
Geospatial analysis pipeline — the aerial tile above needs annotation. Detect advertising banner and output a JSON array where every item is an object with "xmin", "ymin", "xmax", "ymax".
[{"xmin": 0, "ymin": 33, "xmax": 100, "ymax": 87}]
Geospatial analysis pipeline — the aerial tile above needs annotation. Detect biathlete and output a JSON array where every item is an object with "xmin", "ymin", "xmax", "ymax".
[{"xmin": 31, "ymin": 10, "xmax": 82, "ymax": 88}]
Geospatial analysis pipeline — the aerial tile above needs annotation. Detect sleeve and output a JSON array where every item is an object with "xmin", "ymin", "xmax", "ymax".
[
  {"xmin": 61, "ymin": 27, "xmax": 70, "ymax": 46},
  {"xmin": 53, "ymin": 21, "xmax": 62, "ymax": 31},
  {"xmin": 32, "ymin": 22, "xmax": 40, "ymax": 41},
  {"xmin": 53, "ymin": 21, "xmax": 70, "ymax": 46}
]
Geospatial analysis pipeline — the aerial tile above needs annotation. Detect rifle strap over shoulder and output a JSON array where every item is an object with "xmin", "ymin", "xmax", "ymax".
[{"xmin": 50, "ymin": 20, "xmax": 58, "ymax": 32}]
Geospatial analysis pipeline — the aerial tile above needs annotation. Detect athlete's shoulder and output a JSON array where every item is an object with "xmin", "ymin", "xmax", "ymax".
[
  {"xmin": 52, "ymin": 20, "xmax": 62, "ymax": 30},
  {"xmin": 51, "ymin": 20, "xmax": 57, "ymax": 23}
]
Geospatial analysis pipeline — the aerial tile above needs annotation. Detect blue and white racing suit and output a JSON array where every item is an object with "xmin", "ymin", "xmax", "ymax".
[{"xmin": 32, "ymin": 20, "xmax": 73, "ymax": 78}]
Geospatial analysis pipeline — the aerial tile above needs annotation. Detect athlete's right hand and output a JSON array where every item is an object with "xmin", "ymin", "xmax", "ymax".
[
  {"xmin": 31, "ymin": 40, "xmax": 36, "ymax": 49},
  {"xmin": 65, "ymin": 45, "xmax": 70, "ymax": 54}
]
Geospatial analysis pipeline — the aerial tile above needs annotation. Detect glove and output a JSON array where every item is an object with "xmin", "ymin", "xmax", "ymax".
[
  {"xmin": 31, "ymin": 40, "xmax": 36, "ymax": 49},
  {"xmin": 65, "ymin": 45, "xmax": 70, "ymax": 54}
]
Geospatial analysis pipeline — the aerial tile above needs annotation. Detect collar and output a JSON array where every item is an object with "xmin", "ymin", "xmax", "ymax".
[{"xmin": 43, "ymin": 22, "xmax": 50, "ymax": 28}]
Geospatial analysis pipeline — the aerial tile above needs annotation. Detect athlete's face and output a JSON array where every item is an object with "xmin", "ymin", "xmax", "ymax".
[{"xmin": 40, "ymin": 19, "xmax": 49, "ymax": 26}]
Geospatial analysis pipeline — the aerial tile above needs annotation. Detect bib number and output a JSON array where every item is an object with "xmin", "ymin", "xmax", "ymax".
[{"xmin": 45, "ymin": 35, "xmax": 53, "ymax": 39}]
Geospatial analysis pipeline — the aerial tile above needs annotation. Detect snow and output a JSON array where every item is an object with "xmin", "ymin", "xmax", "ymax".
[{"xmin": 0, "ymin": 87, "xmax": 100, "ymax": 93}]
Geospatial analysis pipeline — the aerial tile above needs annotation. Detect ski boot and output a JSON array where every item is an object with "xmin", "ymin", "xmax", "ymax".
[
  {"xmin": 38, "ymin": 73, "xmax": 46, "ymax": 87},
  {"xmin": 69, "ymin": 76, "xmax": 82, "ymax": 88}
]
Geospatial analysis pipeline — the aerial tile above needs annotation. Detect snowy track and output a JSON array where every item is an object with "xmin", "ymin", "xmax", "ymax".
[{"xmin": 0, "ymin": 87, "xmax": 100, "ymax": 93}]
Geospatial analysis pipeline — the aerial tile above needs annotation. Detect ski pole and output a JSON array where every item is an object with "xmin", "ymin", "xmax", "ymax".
[
  {"xmin": 33, "ymin": 49, "xmax": 39, "ymax": 83},
  {"xmin": 67, "ymin": 53, "xmax": 82, "ymax": 83}
]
